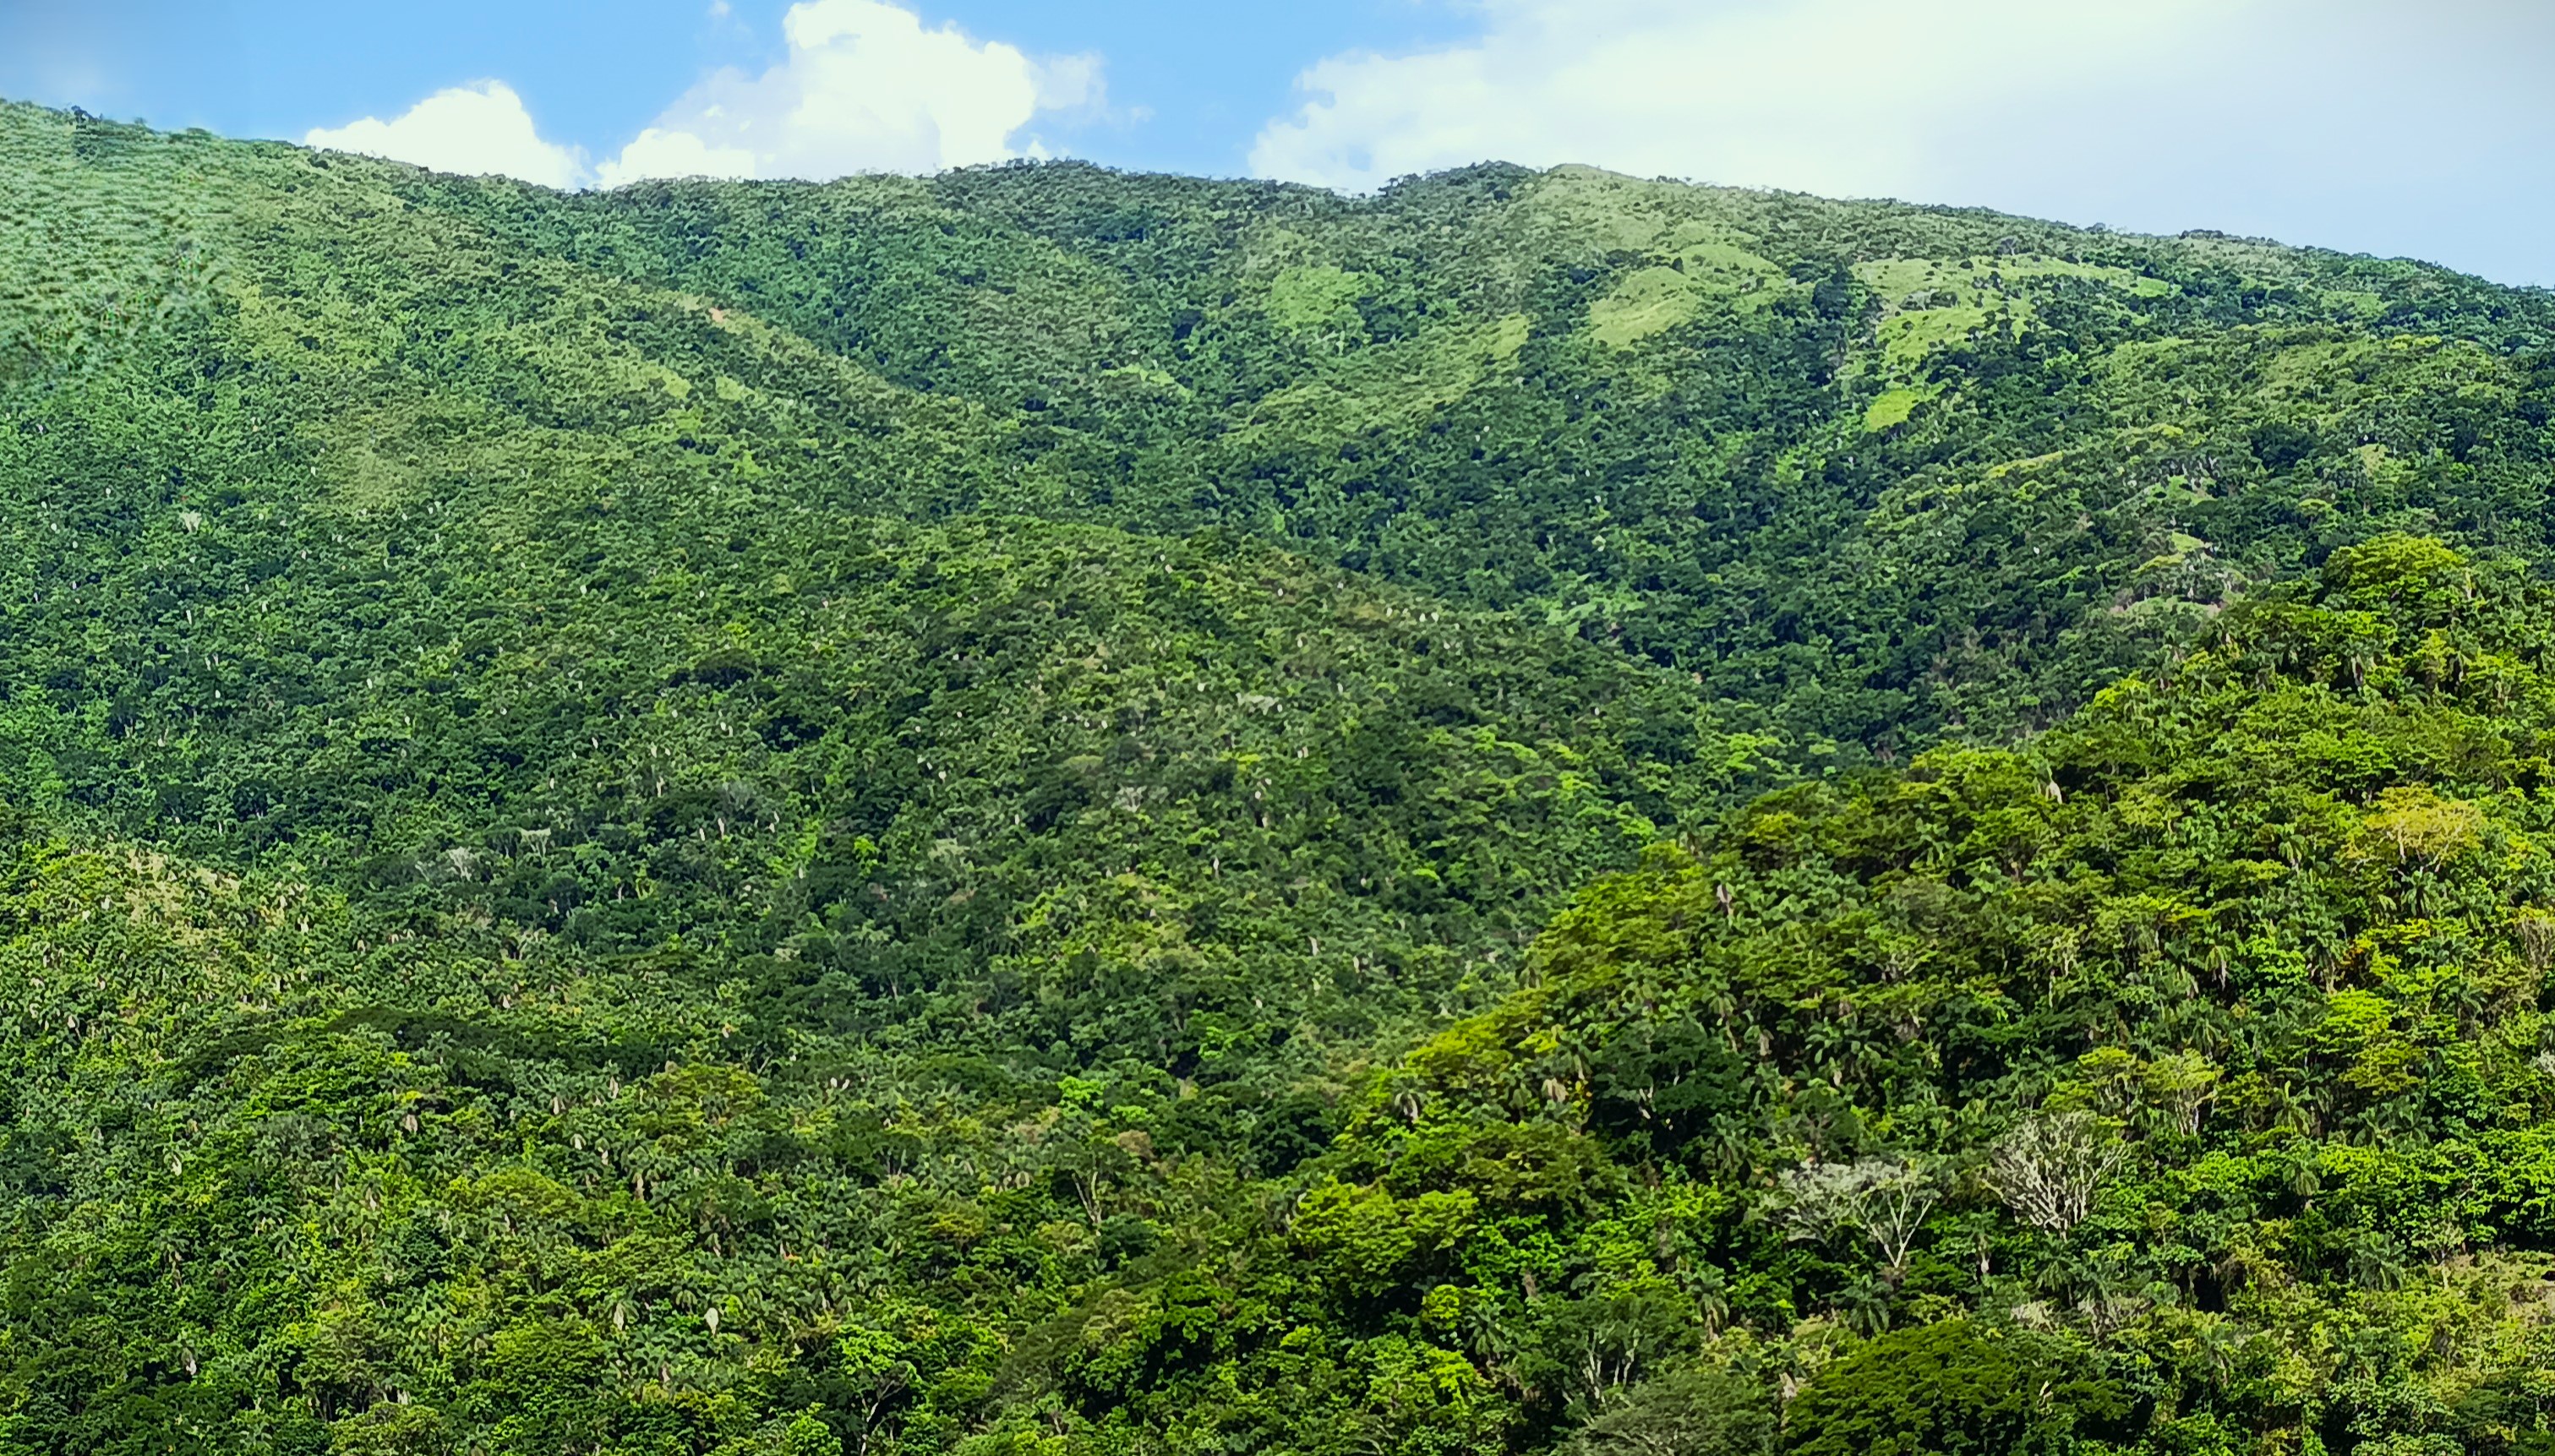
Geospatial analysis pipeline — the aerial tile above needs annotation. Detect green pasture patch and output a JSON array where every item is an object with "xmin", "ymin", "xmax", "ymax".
[
  {"xmin": 1591, "ymin": 266, "xmax": 1702, "ymax": 348},
  {"xmin": 1857, "ymin": 255, "xmax": 2176, "ymax": 372},
  {"xmin": 1991, "ymin": 254, "xmax": 2173, "ymax": 297},
  {"xmin": 1657, "ymin": 226, "xmax": 1785, "ymax": 286},
  {"xmin": 1265, "ymin": 264, "xmax": 1374, "ymax": 334},
  {"xmin": 1237, "ymin": 313, "xmax": 1530, "ymax": 441},
  {"xmin": 1877, "ymin": 303, "xmax": 1999, "ymax": 366},
  {"xmin": 1863, "ymin": 386, "xmax": 1928, "ymax": 432}
]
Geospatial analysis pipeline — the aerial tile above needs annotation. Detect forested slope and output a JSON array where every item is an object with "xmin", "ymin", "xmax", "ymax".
[{"xmin": 1, "ymin": 97, "xmax": 2553, "ymax": 1453}]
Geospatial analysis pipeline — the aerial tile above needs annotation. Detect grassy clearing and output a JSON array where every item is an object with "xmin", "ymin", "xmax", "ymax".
[
  {"xmin": 1863, "ymin": 386, "xmax": 1928, "ymax": 432},
  {"xmin": 1591, "ymin": 266, "xmax": 1702, "ymax": 347},
  {"xmin": 1264, "ymin": 264, "xmax": 1374, "ymax": 334}
]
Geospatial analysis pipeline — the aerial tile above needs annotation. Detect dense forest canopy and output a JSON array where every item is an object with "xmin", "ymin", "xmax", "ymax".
[{"xmin": 3, "ymin": 97, "xmax": 2555, "ymax": 1453}]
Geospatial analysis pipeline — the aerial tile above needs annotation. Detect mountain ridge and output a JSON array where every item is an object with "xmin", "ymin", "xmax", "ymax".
[{"xmin": 3, "ymin": 96, "xmax": 2555, "ymax": 1454}]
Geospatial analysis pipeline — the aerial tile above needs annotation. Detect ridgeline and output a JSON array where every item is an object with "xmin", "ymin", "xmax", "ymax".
[{"xmin": 3, "ymin": 100, "xmax": 2555, "ymax": 1454}]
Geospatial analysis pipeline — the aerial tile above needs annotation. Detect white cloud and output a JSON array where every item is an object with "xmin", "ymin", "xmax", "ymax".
[
  {"xmin": 608, "ymin": 126, "xmax": 758, "ymax": 185},
  {"xmin": 596, "ymin": 0, "xmax": 1102, "ymax": 186},
  {"xmin": 304, "ymin": 81, "xmax": 585, "ymax": 190},
  {"xmin": 1250, "ymin": 0, "xmax": 2237, "ymax": 195},
  {"xmin": 297, "ymin": 1, "xmax": 1102, "ymax": 193},
  {"xmin": 1249, "ymin": 0, "xmax": 2555, "ymax": 284}
]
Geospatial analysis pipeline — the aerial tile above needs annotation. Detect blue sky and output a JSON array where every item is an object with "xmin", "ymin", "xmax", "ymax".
[
  {"xmin": 7, "ymin": 0, "xmax": 2552, "ymax": 287},
  {"xmin": 0, "ymin": 0, "xmax": 1477, "ymax": 177}
]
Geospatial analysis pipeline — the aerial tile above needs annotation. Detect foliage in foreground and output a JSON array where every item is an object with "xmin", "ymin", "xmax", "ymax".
[{"xmin": 1324, "ymin": 536, "xmax": 2555, "ymax": 1454}]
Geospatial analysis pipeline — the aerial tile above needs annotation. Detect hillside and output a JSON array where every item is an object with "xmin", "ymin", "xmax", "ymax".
[
  {"xmin": 17, "ymin": 102, "xmax": 2554, "ymax": 763},
  {"xmin": 1, "ymin": 97, "xmax": 2553, "ymax": 1453}
]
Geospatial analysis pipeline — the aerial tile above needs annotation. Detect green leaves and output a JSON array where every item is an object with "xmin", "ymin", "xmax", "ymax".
[
  {"xmin": 3, "ymin": 91, "xmax": 2555, "ymax": 1455},
  {"xmin": 1783, "ymin": 1320, "xmax": 2122, "ymax": 1456},
  {"xmin": 1291, "ymin": 1181, "xmax": 1478, "ymax": 1303}
]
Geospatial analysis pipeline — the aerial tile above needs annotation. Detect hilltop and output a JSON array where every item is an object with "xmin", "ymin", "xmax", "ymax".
[{"xmin": 1, "ymin": 99, "xmax": 2553, "ymax": 1453}]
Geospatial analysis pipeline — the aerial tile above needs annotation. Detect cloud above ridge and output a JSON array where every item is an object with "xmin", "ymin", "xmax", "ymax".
[
  {"xmin": 1251, "ymin": 0, "xmax": 2267, "ymax": 194},
  {"xmin": 305, "ymin": 0, "xmax": 1100, "ymax": 191},
  {"xmin": 598, "ymin": 0, "xmax": 1099, "ymax": 185},
  {"xmin": 1247, "ymin": 0, "xmax": 2555, "ymax": 282},
  {"xmin": 304, "ymin": 81, "xmax": 585, "ymax": 189}
]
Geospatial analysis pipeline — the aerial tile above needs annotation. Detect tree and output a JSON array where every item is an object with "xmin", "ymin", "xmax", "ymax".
[
  {"xmin": 1524, "ymin": 1289, "xmax": 1698, "ymax": 1417},
  {"xmin": 1985, "ymin": 1114, "xmax": 2124, "ymax": 1235},
  {"xmin": 1782, "ymin": 1320, "xmax": 2123, "ymax": 1456},
  {"xmin": 1774, "ymin": 1158, "xmax": 1943, "ymax": 1284},
  {"xmin": 1564, "ymin": 1365, "xmax": 1777, "ymax": 1456}
]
